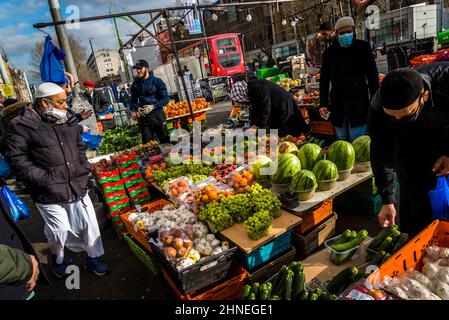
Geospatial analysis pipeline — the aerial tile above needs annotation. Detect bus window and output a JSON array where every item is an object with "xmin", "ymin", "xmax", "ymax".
[
  {"xmin": 217, "ymin": 53, "xmax": 241, "ymax": 68},
  {"xmin": 217, "ymin": 38, "xmax": 236, "ymax": 47}
]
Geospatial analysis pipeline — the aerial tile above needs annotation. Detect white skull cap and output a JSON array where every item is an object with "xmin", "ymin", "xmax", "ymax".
[{"xmin": 35, "ymin": 82, "xmax": 65, "ymax": 98}]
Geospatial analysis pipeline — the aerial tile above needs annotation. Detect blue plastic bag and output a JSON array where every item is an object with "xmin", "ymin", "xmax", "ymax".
[
  {"xmin": 1, "ymin": 185, "xmax": 31, "ymax": 222},
  {"xmin": 81, "ymin": 130, "xmax": 103, "ymax": 149},
  {"xmin": 428, "ymin": 176, "xmax": 449, "ymax": 220},
  {"xmin": 0, "ymin": 154, "xmax": 11, "ymax": 178}
]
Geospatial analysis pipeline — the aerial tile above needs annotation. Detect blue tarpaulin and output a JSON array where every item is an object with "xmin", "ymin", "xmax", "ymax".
[{"xmin": 40, "ymin": 36, "xmax": 67, "ymax": 84}]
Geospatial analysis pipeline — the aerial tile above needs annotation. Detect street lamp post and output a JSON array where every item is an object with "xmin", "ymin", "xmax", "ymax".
[
  {"xmin": 88, "ymin": 37, "xmax": 98, "ymax": 76},
  {"xmin": 399, "ymin": 0, "xmax": 403, "ymax": 41}
]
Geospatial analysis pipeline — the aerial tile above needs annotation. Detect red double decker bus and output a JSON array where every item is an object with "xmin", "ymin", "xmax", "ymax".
[{"xmin": 167, "ymin": 33, "xmax": 245, "ymax": 77}]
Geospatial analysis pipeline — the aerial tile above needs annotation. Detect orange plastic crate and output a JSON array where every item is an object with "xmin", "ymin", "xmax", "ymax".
[
  {"xmin": 186, "ymin": 111, "xmax": 207, "ymax": 124},
  {"xmin": 368, "ymin": 219, "xmax": 449, "ymax": 285},
  {"xmin": 161, "ymin": 265, "xmax": 248, "ymax": 300},
  {"xmin": 120, "ymin": 199, "xmax": 173, "ymax": 253},
  {"xmin": 294, "ymin": 200, "xmax": 333, "ymax": 234}
]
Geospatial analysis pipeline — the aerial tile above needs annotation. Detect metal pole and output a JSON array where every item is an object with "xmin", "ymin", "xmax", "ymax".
[
  {"xmin": 22, "ymin": 72, "xmax": 33, "ymax": 101},
  {"xmin": 199, "ymin": 9, "xmax": 213, "ymax": 76},
  {"xmin": 0, "ymin": 54, "xmax": 10, "ymax": 85},
  {"xmin": 269, "ymin": 4, "xmax": 277, "ymax": 45},
  {"xmin": 112, "ymin": 17, "xmax": 131, "ymax": 82},
  {"xmin": 399, "ymin": 0, "xmax": 403, "ymax": 41},
  {"xmin": 164, "ymin": 10, "xmax": 195, "ymax": 123},
  {"xmin": 88, "ymin": 37, "xmax": 99, "ymax": 75},
  {"xmin": 48, "ymin": 0, "xmax": 80, "ymax": 97}
]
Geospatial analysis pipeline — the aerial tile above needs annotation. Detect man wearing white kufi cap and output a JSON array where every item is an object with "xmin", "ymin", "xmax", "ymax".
[{"xmin": 5, "ymin": 82, "xmax": 110, "ymax": 278}]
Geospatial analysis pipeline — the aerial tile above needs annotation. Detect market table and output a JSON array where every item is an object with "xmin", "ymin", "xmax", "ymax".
[
  {"xmin": 220, "ymin": 210, "xmax": 302, "ymax": 254},
  {"xmin": 282, "ymin": 169, "xmax": 374, "ymax": 215},
  {"xmin": 165, "ymin": 108, "xmax": 212, "ymax": 121}
]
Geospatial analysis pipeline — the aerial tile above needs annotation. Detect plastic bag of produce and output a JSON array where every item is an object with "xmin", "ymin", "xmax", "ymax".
[
  {"xmin": 81, "ymin": 130, "xmax": 103, "ymax": 149},
  {"xmin": 428, "ymin": 176, "xmax": 449, "ymax": 219},
  {"xmin": 339, "ymin": 281, "xmax": 393, "ymax": 300},
  {"xmin": 397, "ymin": 275, "xmax": 441, "ymax": 300},
  {"xmin": 1, "ymin": 185, "xmax": 31, "ymax": 222},
  {"xmin": 403, "ymin": 270, "xmax": 433, "ymax": 288},
  {"xmin": 159, "ymin": 228, "xmax": 194, "ymax": 264},
  {"xmin": 0, "ymin": 154, "xmax": 11, "ymax": 178}
]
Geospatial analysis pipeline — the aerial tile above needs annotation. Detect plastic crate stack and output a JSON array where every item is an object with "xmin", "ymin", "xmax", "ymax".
[
  {"xmin": 97, "ymin": 169, "xmax": 131, "ymax": 236},
  {"xmin": 115, "ymin": 152, "xmax": 152, "ymax": 206}
]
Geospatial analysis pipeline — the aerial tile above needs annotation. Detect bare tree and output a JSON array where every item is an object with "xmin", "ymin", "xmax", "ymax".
[{"xmin": 29, "ymin": 34, "xmax": 99, "ymax": 84}]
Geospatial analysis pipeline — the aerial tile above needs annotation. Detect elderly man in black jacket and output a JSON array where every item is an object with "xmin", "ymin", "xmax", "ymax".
[
  {"xmin": 5, "ymin": 82, "xmax": 110, "ymax": 278},
  {"xmin": 230, "ymin": 79, "xmax": 310, "ymax": 137},
  {"xmin": 320, "ymin": 16, "xmax": 379, "ymax": 141},
  {"xmin": 369, "ymin": 62, "xmax": 449, "ymax": 236}
]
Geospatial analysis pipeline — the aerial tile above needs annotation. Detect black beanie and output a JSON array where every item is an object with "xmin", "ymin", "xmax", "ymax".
[
  {"xmin": 380, "ymin": 68, "xmax": 424, "ymax": 110},
  {"xmin": 319, "ymin": 22, "xmax": 334, "ymax": 31}
]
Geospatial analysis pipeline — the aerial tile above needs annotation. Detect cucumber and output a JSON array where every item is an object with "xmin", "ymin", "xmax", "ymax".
[
  {"xmin": 309, "ymin": 292, "xmax": 319, "ymax": 300},
  {"xmin": 266, "ymin": 282, "xmax": 272, "ymax": 299},
  {"xmin": 272, "ymin": 266, "xmax": 288, "ymax": 295},
  {"xmin": 331, "ymin": 230, "xmax": 368, "ymax": 252},
  {"xmin": 248, "ymin": 293, "xmax": 256, "ymax": 300},
  {"xmin": 377, "ymin": 236, "xmax": 393, "ymax": 252},
  {"xmin": 269, "ymin": 295, "xmax": 280, "ymax": 300},
  {"xmin": 391, "ymin": 233, "xmax": 409, "ymax": 254},
  {"xmin": 240, "ymin": 285, "xmax": 251, "ymax": 300},
  {"xmin": 390, "ymin": 228, "xmax": 402, "ymax": 243},
  {"xmin": 335, "ymin": 230, "xmax": 352, "ymax": 245},
  {"xmin": 330, "ymin": 294, "xmax": 337, "ymax": 300},
  {"xmin": 368, "ymin": 225, "xmax": 398, "ymax": 252},
  {"xmin": 373, "ymin": 250, "xmax": 386, "ymax": 266},
  {"xmin": 318, "ymin": 290, "xmax": 331, "ymax": 300},
  {"xmin": 283, "ymin": 270, "xmax": 294, "ymax": 300},
  {"xmin": 298, "ymin": 289, "xmax": 309, "ymax": 300},
  {"xmin": 326, "ymin": 267, "xmax": 359, "ymax": 296},
  {"xmin": 259, "ymin": 284, "xmax": 269, "ymax": 300},
  {"xmin": 381, "ymin": 253, "xmax": 391, "ymax": 264},
  {"xmin": 250, "ymin": 283, "xmax": 260, "ymax": 298},
  {"xmin": 293, "ymin": 272, "xmax": 306, "ymax": 299}
]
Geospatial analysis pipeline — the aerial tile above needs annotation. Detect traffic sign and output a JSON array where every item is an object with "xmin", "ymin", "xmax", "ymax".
[{"xmin": 1, "ymin": 84, "xmax": 15, "ymax": 97}]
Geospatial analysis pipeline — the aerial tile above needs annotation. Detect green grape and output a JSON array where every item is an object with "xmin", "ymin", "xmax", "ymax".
[{"xmin": 244, "ymin": 210, "xmax": 272, "ymax": 240}]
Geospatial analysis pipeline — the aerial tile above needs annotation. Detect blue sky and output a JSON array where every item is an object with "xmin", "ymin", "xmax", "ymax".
[{"xmin": 0, "ymin": 0, "xmax": 178, "ymax": 83}]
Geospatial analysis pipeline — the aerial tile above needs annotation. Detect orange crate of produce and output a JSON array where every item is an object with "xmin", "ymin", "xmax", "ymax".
[
  {"xmin": 161, "ymin": 265, "xmax": 248, "ymax": 300},
  {"xmin": 294, "ymin": 200, "xmax": 333, "ymax": 234},
  {"xmin": 368, "ymin": 219, "xmax": 449, "ymax": 285},
  {"xmin": 120, "ymin": 199, "xmax": 173, "ymax": 253},
  {"xmin": 185, "ymin": 112, "xmax": 207, "ymax": 124},
  {"xmin": 310, "ymin": 120, "xmax": 336, "ymax": 136}
]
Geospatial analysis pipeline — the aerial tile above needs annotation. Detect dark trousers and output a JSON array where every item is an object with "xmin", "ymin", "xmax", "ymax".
[{"xmin": 139, "ymin": 111, "xmax": 170, "ymax": 144}]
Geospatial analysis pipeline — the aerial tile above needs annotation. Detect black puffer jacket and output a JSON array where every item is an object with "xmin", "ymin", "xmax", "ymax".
[
  {"xmin": 248, "ymin": 79, "xmax": 310, "ymax": 137},
  {"xmin": 5, "ymin": 104, "xmax": 91, "ymax": 204},
  {"xmin": 320, "ymin": 39, "xmax": 379, "ymax": 127}
]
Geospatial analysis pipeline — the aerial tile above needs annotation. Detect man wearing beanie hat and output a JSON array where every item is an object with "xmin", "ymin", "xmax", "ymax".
[
  {"xmin": 5, "ymin": 82, "xmax": 110, "ymax": 278},
  {"xmin": 307, "ymin": 21, "xmax": 335, "ymax": 67},
  {"xmin": 319, "ymin": 16, "xmax": 379, "ymax": 141},
  {"xmin": 369, "ymin": 61, "xmax": 449, "ymax": 236}
]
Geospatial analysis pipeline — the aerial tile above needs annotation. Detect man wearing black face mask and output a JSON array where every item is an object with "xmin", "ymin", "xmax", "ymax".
[{"xmin": 369, "ymin": 62, "xmax": 449, "ymax": 236}]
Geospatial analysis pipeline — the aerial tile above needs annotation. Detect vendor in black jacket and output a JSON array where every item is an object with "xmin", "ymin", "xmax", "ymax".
[
  {"xmin": 231, "ymin": 79, "xmax": 310, "ymax": 137},
  {"xmin": 319, "ymin": 16, "xmax": 379, "ymax": 141},
  {"xmin": 369, "ymin": 62, "xmax": 449, "ymax": 236},
  {"xmin": 130, "ymin": 59, "xmax": 170, "ymax": 143}
]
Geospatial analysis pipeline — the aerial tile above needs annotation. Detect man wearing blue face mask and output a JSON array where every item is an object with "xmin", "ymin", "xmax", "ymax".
[
  {"xmin": 319, "ymin": 16, "xmax": 379, "ymax": 141},
  {"xmin": 369, "ymin": 63, "xmax": 449, "ymax": 236}
]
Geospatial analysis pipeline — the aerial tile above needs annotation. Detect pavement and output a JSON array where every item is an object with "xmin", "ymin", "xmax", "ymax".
[{"xmin": 14, "ymin": 100, "xmax": 382, "ymax": 300}]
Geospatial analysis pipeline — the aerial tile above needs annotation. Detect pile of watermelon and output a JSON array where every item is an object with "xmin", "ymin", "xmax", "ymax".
[
  {"xmin": 290, "ymin": 170, "xmax": 317, "ymax": 192},
  {"xmin": 271, "ymin": 153, "xmax": 301, "ymax": 185},
  {"xmin": 352, "ymin": 135, "xmax": 371, "ymax": 163},
  {"xmin": 297, "ymin": 143, "xmax": 324, "ymax": 171}
]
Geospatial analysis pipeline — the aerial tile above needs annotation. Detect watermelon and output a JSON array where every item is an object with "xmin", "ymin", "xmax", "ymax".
[
  {"xmin": 327, "ymin": 140, "xmax": 355, "ymax": 171},
  {"xmin": 291, "ymin": 170, "xmax": 317, "ymax": 192},
  {"xmin": 250, "ymin": 155, "xmax": 274, "ymax": 179},
  {"xmin": 297, "ymin": 143, "xmax": 324, "ymax": 171},
  {"xmin": 313, "ymin": 160, "xmax": 339, "ymax": 181},
  {"xmin": 277, "ymin": 141, "xmax": 299, "ymax": 156},
  {"xmin": 352, "ymin": 135, "xmax": 371, "ymax": 163},
  {"xmin": 271, "ymin": 154, "xmax": 301, "ymax": 184}
]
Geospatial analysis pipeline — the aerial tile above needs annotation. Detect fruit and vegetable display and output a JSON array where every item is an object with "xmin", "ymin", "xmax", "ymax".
[
  {"xmin": 145, "ymin": 162, "xmax": 167, "ymax": 183},
  {"xmin": 352, "ymin": 135, "xmax": 371, "ymax": 163},
  {"xmin": 279, "ymin": 134, "xmax": 306, "ymax": 147},
  {"xmin": 244, "ymin": 210, "xmax": 272, "ymax": 240},
  {"xmin": 239, "ymin": 262, "xmax": 329, "ymax": 300},
  {"xmin": 290, "ymin": 170, "xmax": 317, "ymax": 192},
  {"xmin": 275, "ymin": 78, "xmax": 303, "ymax": 90},
  {"xmin": 211, "ymin": 164, "xmax": 238, "ymax": 181},
  {"xmin": 249, "ymin": 155, "xmax": 274, "ymax": 179},
  {"xmin": 297, "ymin": 143, "xmax": 324, "ymax": 171},
  {"xmin": 152, "ymin": 163, "xmax": 213, "ymax": 187},
  {"xmin": 164, "ymin": 98, "xmax": 211, "ymax": 119},
  {"xmin": 328, "ymin": 229, "xmax": 368, "ymax": 265},
  {"xmin": 366, "ymin": 225, "xmax": 409, "ymax": 265},
  {"xmin": 271, "ymin": 154, "xmax": 301, "ymax": 185},
  {"xmin": 193, "ymin": 179, "xmax": 234, "ymax": 207},
  {"xmin": 326, "ymin": 140, "xmax": 355, "ymax": 173},
  {"xmin": 199, "ymin": 183, "xmax": 281, "ymax": 235},
  {"xmin": 380, "ymin": 245, "xmax": 449, "ymax": 300},
  {"xmin": 99, "ymin": 125, "xmax": 142, "ymax": 155}
]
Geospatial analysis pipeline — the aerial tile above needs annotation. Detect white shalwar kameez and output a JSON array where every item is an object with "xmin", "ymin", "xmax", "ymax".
[{"xmin": 35, "ymin": 193, "xmax": 104, "ymax": 264}]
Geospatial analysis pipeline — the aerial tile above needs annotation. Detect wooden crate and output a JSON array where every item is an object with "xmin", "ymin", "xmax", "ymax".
[{"xmin": 292, "ymin": 212, "xmax": 338, "ymax": 256}]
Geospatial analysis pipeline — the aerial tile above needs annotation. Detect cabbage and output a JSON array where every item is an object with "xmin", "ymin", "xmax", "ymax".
[{"xmin": 250, "ymin": 155, "xmax": 273, "ymax": 179}]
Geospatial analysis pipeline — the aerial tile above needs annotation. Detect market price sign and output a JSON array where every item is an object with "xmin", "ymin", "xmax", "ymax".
[{"xmin": 1, "ymin": 83, "xmax": 15, "ymax": 97}]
